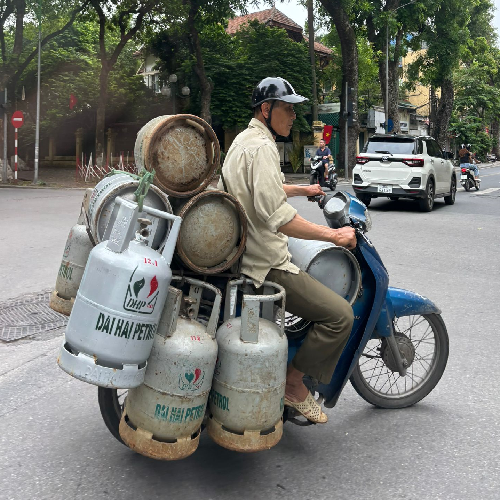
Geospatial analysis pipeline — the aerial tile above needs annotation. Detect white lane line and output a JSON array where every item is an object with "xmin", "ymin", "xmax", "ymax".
[{"xmin": 474, "ymin": 187, "xmax": 500, "ymax": 195}]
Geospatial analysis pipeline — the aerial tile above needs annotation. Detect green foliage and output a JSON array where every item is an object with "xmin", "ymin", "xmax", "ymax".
[
  {"xmin": 449, "ymin": 116, "xmax": 492, "ymax": 157},
  {"xmin": 154, "ymin": 19, "xmax": 314, "ymax": 132},
  {"xmin": 321, "ymin": 28, "xmax": 380, "ymax": 110}
]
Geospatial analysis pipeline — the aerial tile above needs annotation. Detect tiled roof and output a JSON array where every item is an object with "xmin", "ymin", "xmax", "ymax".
[
  {"xmin": 303, "ymin": 36, "xmax": 333, "ymax": 55},
  {"xmin": 227, "ymin": 7, "xmax": 303, "ymax": 35}
]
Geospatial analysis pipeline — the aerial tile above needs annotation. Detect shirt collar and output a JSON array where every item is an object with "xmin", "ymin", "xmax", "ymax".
[{"xmin": 248, "ymin": 118, "xmax": 275, "ymax": 142}]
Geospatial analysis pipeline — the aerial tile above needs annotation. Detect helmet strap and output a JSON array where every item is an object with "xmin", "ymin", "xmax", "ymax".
[{"xmin": 263, "ymin": 100, "xmax": 279, "ymax": 138}]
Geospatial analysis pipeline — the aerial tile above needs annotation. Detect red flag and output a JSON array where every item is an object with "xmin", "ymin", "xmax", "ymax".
[
  {"xmin": 69, "ymin": 94, "xmax": 77, "ymax": 110},
  {"xmin": 323, "ymin": 125, "xmax": 333, "ymax": 144}
]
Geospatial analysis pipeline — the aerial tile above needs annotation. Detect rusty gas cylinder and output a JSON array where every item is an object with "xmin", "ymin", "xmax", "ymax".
[
  {"xmin": 175, "ymin": 190, "xmax": 247, "ymax": 274},
  {"xmin": 134, "ymin": 115, "xmax": 220, "ymax": 198}
]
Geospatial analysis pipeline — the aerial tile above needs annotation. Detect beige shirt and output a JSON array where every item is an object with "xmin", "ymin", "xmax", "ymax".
[{"xmin": 217, "ymin": 118, "xmax": 299, "ymax": 286}]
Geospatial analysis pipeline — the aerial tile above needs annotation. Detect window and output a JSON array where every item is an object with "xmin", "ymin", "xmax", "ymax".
[
  {"xmin": 363, "ymin": 137, "xmax": 416, "ymax": 155},
  {"xmin": 425, "ymin": 139, "xmax": 442, "ymax": 157}
]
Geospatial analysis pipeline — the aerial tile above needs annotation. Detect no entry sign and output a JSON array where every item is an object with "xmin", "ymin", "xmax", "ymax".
[{"xmin": 11, "ymin": 110, "xmax": 24, "ymax": 128}]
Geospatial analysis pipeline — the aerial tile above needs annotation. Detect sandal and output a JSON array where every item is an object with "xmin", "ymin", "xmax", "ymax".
[{"xmin": 284, "ymin": 392, "xmax": 328, "ymax": 424}]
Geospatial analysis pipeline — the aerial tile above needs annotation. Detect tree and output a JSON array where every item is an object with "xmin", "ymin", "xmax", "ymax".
[
  {"xmin": 89, "ymin": 0, "xmax": 156, "ymax": 157},
  {"xmin": 318, "ymin": 0, "xmax": 359, "ymax": 177},
  {"xmin": 0, "ymin": 0, "xmax": 88, "ymax": 166},
  {"xmin": 405, "ymin": 0, "xmax": 471, "ymax": 147},
  {"xmin": 364, "ymin": 0, "xmax": 436, "ymax": 134}
]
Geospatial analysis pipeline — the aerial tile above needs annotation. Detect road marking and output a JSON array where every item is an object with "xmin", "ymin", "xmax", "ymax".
[
  {"xmin": 479, "ymin": 172, "xmax": 500, "ymax": 177},
  {"xmin": 474, "ymin": 187, "xmax": 500, "ymax": 196}
]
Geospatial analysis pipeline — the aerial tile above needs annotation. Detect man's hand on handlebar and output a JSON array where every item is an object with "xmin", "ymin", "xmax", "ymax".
[
  {"xmin": 304, "ymin": 184, "xmax": 325, "ymax": 197},
  {"xmin": 332, "ymin": 227, "xmax": 357, "ymax": 250}
]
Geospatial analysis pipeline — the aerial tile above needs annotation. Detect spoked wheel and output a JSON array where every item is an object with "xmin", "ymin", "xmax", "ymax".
[
  {"xmin": 350, "ymin": 313, "xmax": 449, "ymax": 409},
  {"xmin": 98, "ymin": 387, "xmax": 128, "ymax": 444}
]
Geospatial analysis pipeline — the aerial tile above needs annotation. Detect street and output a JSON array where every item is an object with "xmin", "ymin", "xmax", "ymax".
[{"xmin": 1, "ymin": 166, "xmax": 499, "ymax": 500}]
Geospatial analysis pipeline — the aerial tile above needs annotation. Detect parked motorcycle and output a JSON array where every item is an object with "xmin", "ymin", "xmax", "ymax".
[
  {"xmin": 310, "ymin": 155, "xmax": 337, "ymax": 191},
  {"xmin": 461, "ymin": 165, "xmax": 480, "ymax": 191},
  {"xmin": 486, "ymin": 153, "xmax": 497, "ymax": 163},
  {"xmin": 98, "ymin": 191, "xmax": 449, "ymax": 445}
]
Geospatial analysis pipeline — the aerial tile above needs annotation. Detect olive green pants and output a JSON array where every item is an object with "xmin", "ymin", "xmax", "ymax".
[{"xmin": 266, "ymin": 269, "xmax": 354, "ymax": 384}]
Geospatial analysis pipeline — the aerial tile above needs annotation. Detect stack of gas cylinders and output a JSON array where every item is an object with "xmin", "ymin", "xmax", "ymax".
[{"xmin": 52, "ymin": 115, "xmax": 289, "ymax": 460}]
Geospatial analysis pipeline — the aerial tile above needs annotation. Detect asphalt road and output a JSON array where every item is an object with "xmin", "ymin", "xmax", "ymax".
[{"xmin": 1, "ymin": 166, "xmax": 499, "ymax": 500}]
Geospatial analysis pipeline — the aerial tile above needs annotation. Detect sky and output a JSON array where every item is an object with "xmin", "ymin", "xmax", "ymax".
[{"xmin": 244, "ymin": 0, "xmax": 500, "ymax": 42}]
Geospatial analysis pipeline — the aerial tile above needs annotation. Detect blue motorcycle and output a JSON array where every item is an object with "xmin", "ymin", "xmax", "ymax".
[
  {"xmin": 285, "ymin": 191, "xmax": 449, "ymax": 417},
  {"xmin": 98, "ymin": 191, "xmax": 449, "ymax": 440}
]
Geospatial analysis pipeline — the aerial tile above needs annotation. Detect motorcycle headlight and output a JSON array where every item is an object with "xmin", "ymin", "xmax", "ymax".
[{"xmin": 364, "ymin": 209, "xmax": 372, "ymax": 232}]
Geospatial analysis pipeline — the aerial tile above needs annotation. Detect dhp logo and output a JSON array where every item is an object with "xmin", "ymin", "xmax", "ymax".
[{"xmin": 123, "ymin": 266, "xmax": 159, "ymax": 314}]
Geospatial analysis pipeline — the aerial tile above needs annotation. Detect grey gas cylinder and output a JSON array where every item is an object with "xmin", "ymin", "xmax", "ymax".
[
  {"xmin": 50, "ymin": 189, "xmax": 94, "ymax": 315},
  {"xmin": 134, "ymin": 114, "xmax": 220, "ymax": 198},
  {"xmin": 207, "ymin": 280, "xmax": 288, "ymax": 452},
  {"xmin": 288, "ymin": 237, "xmax": 362, "ymax": 305},
  {"xmin": 119, "ymin": 277, "xmax": 222, "ymax": 460},
  {"xmin": 49, "ymin": 224, "xmax": 93, "ymax": 316},
  {"xmin": 87, "ymin": 173, "xmax": 172, "ymax": 250},
  {"xmin": 57, "ymin": 196, "xmax": 182, "ymax": 389}
]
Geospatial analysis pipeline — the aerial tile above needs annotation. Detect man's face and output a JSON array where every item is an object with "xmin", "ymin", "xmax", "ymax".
[
  {"xmin": 261, "ymin": 101, "xmax": 296, "ymax": 136},
  {"xmin": 320, "ymin": 140, "xmax": 325, "ymax": 148}
]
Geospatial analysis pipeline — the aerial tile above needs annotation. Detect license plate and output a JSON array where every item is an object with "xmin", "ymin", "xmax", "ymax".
[
  {"xmin": 461, "ymin": 175, "xmax": 468, "ymax": 180},
  {"xmin": 377, "ymin": 185, "xmax": 393, "ymax": 194}
]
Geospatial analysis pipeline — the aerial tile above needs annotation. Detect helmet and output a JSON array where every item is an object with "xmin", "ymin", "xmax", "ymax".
[
  {"xmin": 252, "ymin": 77, "xmax": 308, "ymax": 108},
  {"xmin": 467, "ymin": 144, "xmax": 471, "ymax": 149}
]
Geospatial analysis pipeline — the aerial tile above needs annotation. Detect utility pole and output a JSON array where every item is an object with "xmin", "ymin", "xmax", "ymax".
[
  {"xmin": 34, "ymin": 0, "xmax": 42, "ymax": 184},
  {"xmin": 385, "ymin": 22, "xmax": 389, "ymax": 133},
  {"xmin": 2, "ymin": 88, "xmax": 7, "ymax": 183},
  {"xmin": 308, "ymin": 0, "xmax": 318, "ymax": 122}
]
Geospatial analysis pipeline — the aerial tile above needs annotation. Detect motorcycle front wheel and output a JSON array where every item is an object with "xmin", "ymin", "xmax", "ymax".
[
  {"xmin": 98, "ymin": 387, "xmax": 128, "ymax": 445},
  {"xmin": 350, "ymin": 313, "xmax": 449, "ymax": 409}
]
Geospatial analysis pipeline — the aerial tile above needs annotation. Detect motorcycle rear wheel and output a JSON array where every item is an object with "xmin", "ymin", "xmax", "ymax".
[
  {"xmin": 98, "ymin": 387, "xmax": 128, "ymax": 445},
  {"xmin": 464, "ymin": 179, "xmax": 471, "ymax": 191},
  {"xmin": 350, "ymin": 313, "xmax": 449, "ymax": 409}
]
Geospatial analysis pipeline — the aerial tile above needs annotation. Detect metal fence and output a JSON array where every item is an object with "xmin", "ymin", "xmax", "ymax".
[{"xmin": 76, "ymin": 152, "xmax": 138, "ymax": 182}]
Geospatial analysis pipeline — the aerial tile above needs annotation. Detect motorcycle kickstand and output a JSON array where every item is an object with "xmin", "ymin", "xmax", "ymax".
[{"xmin": 386, "ymin": 331, "xmax": 408, "ymax": 377}]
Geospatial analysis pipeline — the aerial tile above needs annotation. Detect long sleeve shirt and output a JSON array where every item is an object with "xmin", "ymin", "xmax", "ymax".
[{"xmin": 217, "ymin": 118, "xmax": 299, "ymax": 286}]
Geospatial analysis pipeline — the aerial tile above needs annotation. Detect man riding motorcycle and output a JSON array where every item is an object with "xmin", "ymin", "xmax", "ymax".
[{"xmin": 217, "ymin": 77, "xmax": 356, "ymax": 424}]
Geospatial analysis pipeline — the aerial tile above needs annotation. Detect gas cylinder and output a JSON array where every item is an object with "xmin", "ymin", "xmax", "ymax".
[
  {"xmin": 119, "ymin": 277, "xmax": 221, "ymax": 460},
  {"xmin": 207, "ymin": 280, "xmax": 288, "ymax": 452},
  {"xmin": 50, "ymin": 190, "xmax": 94, "ymax": 316},
  {"xmin": 57, "ymin": 196, "xmax": 182, "ymax": 389},
  {"xmin": 87, "ymin": 173, "xmax": 172, "ymax": 250}
]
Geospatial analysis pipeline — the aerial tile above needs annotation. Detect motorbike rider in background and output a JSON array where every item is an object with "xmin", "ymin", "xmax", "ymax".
[
  {"xmin": 459, "ymin": 144, "xmax": 479, "ymax": 179},
  {"xmin": 218, "ymin": 77, "xmax": 355, "ymax": 424},
  {"xmin": 315, "ymin": 139, "xmax": 331, "ymax": 187}
]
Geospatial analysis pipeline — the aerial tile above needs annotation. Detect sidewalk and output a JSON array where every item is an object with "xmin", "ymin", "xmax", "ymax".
[
  {"xmin": 1, "ymin": 161, "xmax": 496, "ymax": 190},
  {"xmin": 0, "ymin": 167, "xmax": 351, "ymax": 190}
]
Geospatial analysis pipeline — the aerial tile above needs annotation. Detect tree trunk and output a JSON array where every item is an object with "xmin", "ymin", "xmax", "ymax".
[
  {"xmin": 379, "ymin": 55, "xmax": 401, "ymax": 134},
  {"xmin": 320, "ymin": 0, "xmax": 359, "ymax": 178},
  {"xmin": 433, "ymin": 78, "xmax": 453, "ymax": 148},
  {"xmin": 186, "ymin": 0, "xmax": 212, "ymax": 123},
  {"xmin": 95, "ymin": 65, "xmax": 109, "ymax": 159}
]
